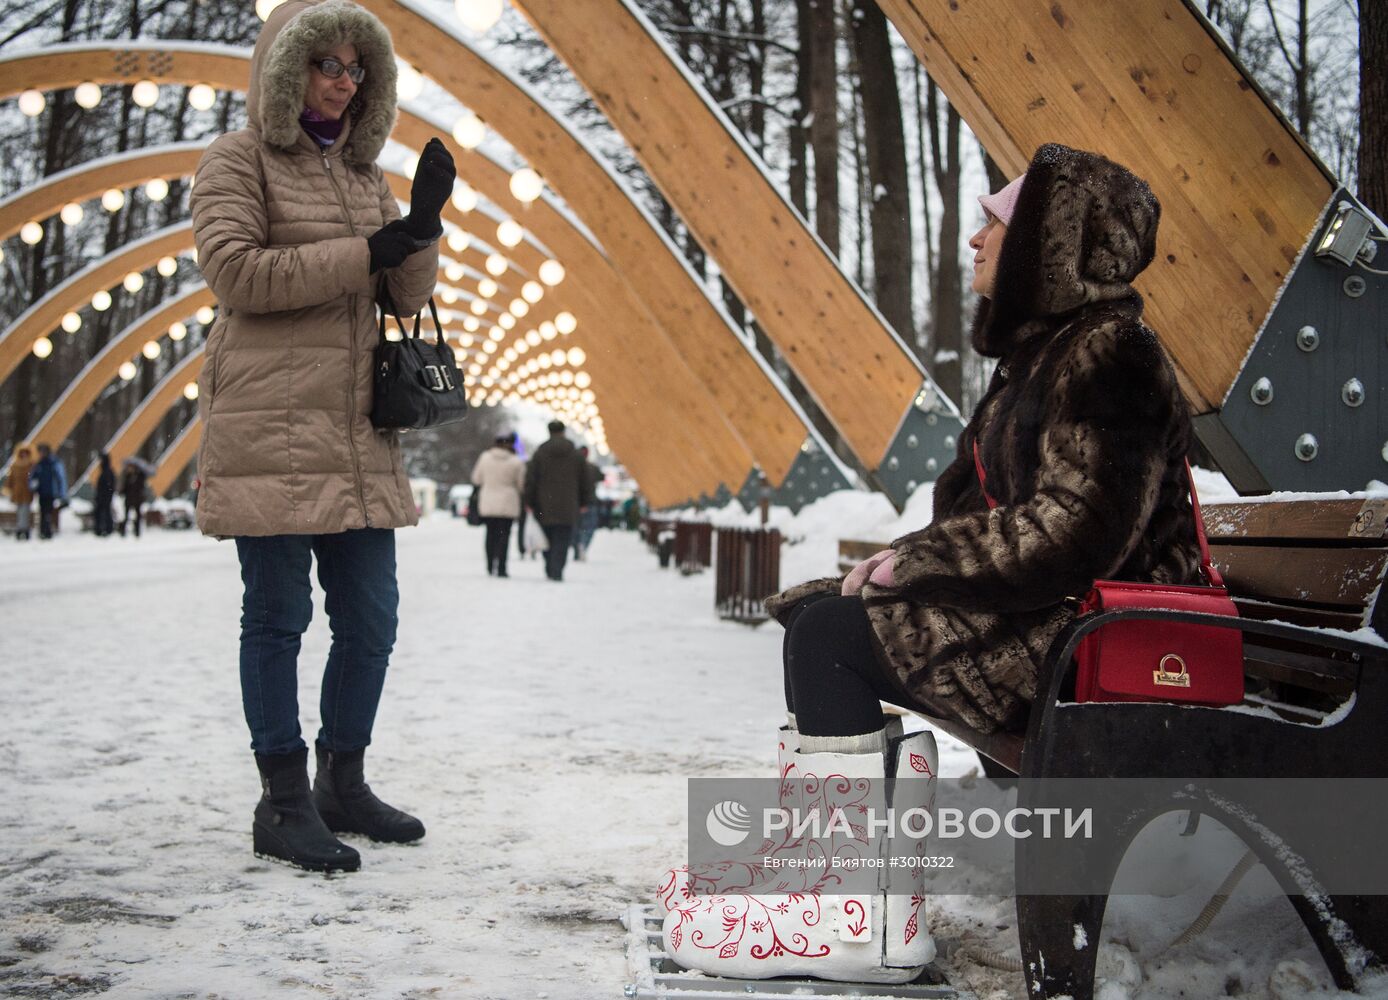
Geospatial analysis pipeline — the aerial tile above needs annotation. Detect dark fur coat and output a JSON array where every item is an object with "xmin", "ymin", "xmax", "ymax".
[{"xmin": 767, "ymin": 144, "xmax": 1202, "ymax": 733}]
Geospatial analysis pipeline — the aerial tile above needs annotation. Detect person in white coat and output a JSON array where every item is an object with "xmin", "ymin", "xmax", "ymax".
[{"xmin": 470, "ymin": 433, "xmax": 527, "ymax": 577}]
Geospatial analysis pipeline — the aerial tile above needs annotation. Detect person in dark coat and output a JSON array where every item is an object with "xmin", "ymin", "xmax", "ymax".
[
  {"xmin": 572, "ymin": 446, "xmax": 603, "ymax": 561},
  {"xmin": 119, "ymin": 461, "xmax": 149, "ymax": 538},
  {"xmin": 94, "ymin": 453, "xmax": 117, "ymax": 537},
  {"xmin": 766, "ymin": 143, "xmax": 1201, "ymax": 739},
  {"xmin": 27, "ymin": 443, "xmax": 67, "ymax": 540},
  {"xmin": 522, "ymin": 420, "xmax": 595, "ymax": 581}
]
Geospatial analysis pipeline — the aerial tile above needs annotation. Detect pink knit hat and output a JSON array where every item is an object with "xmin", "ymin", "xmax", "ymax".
[{"xmin": 978, "ymin": 175, "xmax": 1025, "ymax": 226}]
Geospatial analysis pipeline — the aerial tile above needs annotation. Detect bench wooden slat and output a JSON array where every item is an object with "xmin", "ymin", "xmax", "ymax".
[
  {"xmin": 1203, "ymin": 499, "xmax": 1388, "ymax": 542},
  {"xmin": 1213, "ymin": 544, "xmax": 1388, "ymax": 610}
]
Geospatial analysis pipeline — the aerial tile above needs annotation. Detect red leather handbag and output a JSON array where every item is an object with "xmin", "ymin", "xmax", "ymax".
[{"xmin": 973, "ymin": 443, "xmax": 1244, "ymax": 706}]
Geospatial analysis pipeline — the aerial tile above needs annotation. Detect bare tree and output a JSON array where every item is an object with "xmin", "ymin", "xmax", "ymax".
[{"xmin": 1361, "ymin": 0, "xmax": 1386, "ymax": 217}]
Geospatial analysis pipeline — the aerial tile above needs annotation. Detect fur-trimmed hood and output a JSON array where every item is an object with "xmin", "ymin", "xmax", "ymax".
[
  {"xmin": 971, "ymin": 143, "xmax": 1161, "ymax": 358},
  {"xmin": 248, "ymin": 0, "xmax": 398, "ymax": 165}
]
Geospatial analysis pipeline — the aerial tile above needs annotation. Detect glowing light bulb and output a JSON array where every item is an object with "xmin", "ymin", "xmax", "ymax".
[
  {"xmin": 184, "ymin": 382, "xmax": 200, "ymax": 400},
  {"xmin": 102, "ymin": 189, "xmax": 125, "ymax": 212},
  {"xmin": 464, "ymin": 316, "xmax": 480, "ymax": 332},
  {"xmin": 60, "ymin": 203, "xmax": 84, "ymax": 226},
  {"xmin": 74, "ymin": 82, "xmax": 102, "ymax": 109},
  {"xmin": 145, "ymin": 178, "xmax": 169, "ymax": 201},
  {"xmin": 469, "ymin": 298, "xmax": 488, "ymax": 316},
  {"xmin": 142, "ymin": 340, "xmax": 161, "ymax": 360},
  {"xmin": 575, "ymin": 371, "xmax": 592, "ymax": 388},
  {"xmin": 581, "ymin": 389, "xmax": 596, "ymax": 404},
  {"xmin": 396, "ymin": 62, "xmax": 424, "ymax": 102},
  {"xmin": 540, "ymin": 321, "xmax": 557, "ymax": 341},
  {"xmin": 496, "ymin": 219, "xmax": 524, "ymax": 248},
  {"xmin": 567, "ymin": 347, "xmax": 586, "ymax": 366},
  {"xmin": 488, "ymin": 326, "xmax": 505, "ymax": 342},
  {"xmin": 92, "ymin": 290, "xmax": 112, "ymax": 311},
  {"xmin": 522, "ymin": 280, "xmax": 543, "ymax": 304},
  {"xmin": 32, "ymin": 336, "xmax": 53, "ymax": 358},
  {"xmin": 498, "ymin": 313, "xmax": 515, "ymax": 330},
  {"xmin": 131, "ymin": 80, "xmax": 159, "ymax": 108},
  {"xmin": 18, "ymin": 90, "xmax": 45, "ymax": 117},
  {"xmin": 441, "ymin": 287, "xmax": 458, "ymax": 305},
  {"xmin": 555, "ymin": 311, "xmax": 577, "ymax": 335},
  {"xmin": 124, "ymin": 272, "xmax": 145, "ymax": 293},
  {"xmin": 61, "ymin": 312, "xmax": 81, "ymax": 333},
  {"xmin": 187, "ymin": 84, "xmax": 216, "ymax": 111},
  {"xmin": 485, "ymin": 253, "xmax": 507, "ymax": 277},
  {"xmin": 195, "ymin": 305, "xmax": 215, "ymax": 325},
  {"xmin": 509, "ymin": 299, "xmax": 528, "ymax": 317},
  {"xmin": 168, "ymin": 321, "xmax": 187, "ymax": 341},
  {"xmin": 445, "ymin": 262, "xmax": 465, "ymax": 282},
  {"xmin": 447, "ymin": 230, "xmax": 469, "ymax": 253},
  {"xmin": 509, "ymin": 167, "xmax": 543, "ymax": 203},
  {"xmin": 455, "ymin": 0, "xmax": 503, "ymax": 33},
  {"xmin": 19, "ymin": 221, "xmax": 43, "ymax": 245},
  {"xmin": 478, "ymin": 277, "xmax": 498, "ymax": 298},
  {"xmin": 538, "ymin": 259, "xmax": 565, "ymax": 286},
  {"xmin": 157, "ymin": 256, "xmax": 178, "ymax": 277},
  {"xmin": 451, "ymin": 111, "xmax": 485, "ymax": 149},
  {"xmin": 451, "ymin": 183, "xmax": 478, "ymax": 213},
  {"xmin": 118, "ymin": 361, "xmax": 137, "ymax": 381},
  {"xmin": 525, "ymin": 330, "xmax": 542, "ymax": 347}
]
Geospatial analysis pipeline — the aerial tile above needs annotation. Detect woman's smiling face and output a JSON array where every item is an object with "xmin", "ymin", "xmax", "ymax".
[
  {"xmin": 305, "ymin": 42, "xmax": 359, "ymax": 121},
  {"xmin": 968, "ymin": 215, "xmax": 1007, "ymax": 298}
]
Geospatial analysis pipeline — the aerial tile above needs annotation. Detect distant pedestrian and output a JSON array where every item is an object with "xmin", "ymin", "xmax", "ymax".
[
  {"xmin": 572, "ymin": 446, "xmax": 602, "ymax": 562},
  {"xmin": 27, "ymin": 443, "xmax": 67, "ymax": 540},
  {"xmin": 94, "ymin": 453, "xmax": 117, "ymax": 537},
  {"xmin": 522, "ymin": 421, "xmax": 595, "ymax": 582},
  {"xmin": 7, "ymin": 445, "xmax": 34, "ymax": 541},
  {"xmin": 470, "ymin": 432, "xmax": 526, "ymax": 577},
  {"xmin": 119, "ymin": 461, "xmax": 149, "ymax": 538}
]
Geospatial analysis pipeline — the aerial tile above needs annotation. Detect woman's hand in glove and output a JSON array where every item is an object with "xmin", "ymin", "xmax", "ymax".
[
  {"xmin": 403, "ymin": 137, "xmax": 456, "ymax": 241},
  {"xmin": 367, "ymin": 221, "xmax": 416, "ymax": 273}
]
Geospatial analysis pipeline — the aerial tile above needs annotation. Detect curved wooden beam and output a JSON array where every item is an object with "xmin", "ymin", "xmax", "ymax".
[
  {"xmin": 0, "ymin": 222, "xmax": 193, "ymax": 386},
  {"xmin": 508, "ymin": 0, "xmax": 930, "ymax": 471},
  {"xmin": 0, "ymin": 42, "xmax": 801, "ymax": 491},
  {"xmin": 81, "ymin": 349, "xmax": 205, "ymax": 488},
  {"xmin": 19, "ymin": 286, "xmax": 215, "ymax": 477},
  {"xmin": 355, "ymin": 7, "xmax": 814, "ymax": 483},
  {"xmin": 150, "ymin": 414, "xmax": 201, "ymax": 498},
  {"xmin": 874, "ymin": 0, "xmax": 1334, "ymax": 412}
]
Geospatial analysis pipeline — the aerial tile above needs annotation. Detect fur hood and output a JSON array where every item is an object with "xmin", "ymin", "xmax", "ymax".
[
  {"xmin": 972, "ymin": 143, "xmax": 1161, "ymax": 358},
  {"xmin": 248, "ymin": 0, "xmax": 398, "ymax": 165}
]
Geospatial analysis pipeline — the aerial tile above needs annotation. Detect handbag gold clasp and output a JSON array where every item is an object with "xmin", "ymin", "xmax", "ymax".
[{"xmin": 1154, "ymin": 653, "xmax": 1191, "ymax": 688}]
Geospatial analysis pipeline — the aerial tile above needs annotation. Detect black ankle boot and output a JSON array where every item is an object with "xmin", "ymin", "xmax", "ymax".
[
  {"xmin": 313, "ymin": 745, "xmax": 425, "ymax": 844},
  {"xmin": 253, "ymin": 748, "xmax": 360, "ymax": 873}
]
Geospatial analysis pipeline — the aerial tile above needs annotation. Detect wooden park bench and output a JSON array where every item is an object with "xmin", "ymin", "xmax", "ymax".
[{"xmin": 840, "ymin": 497, "xmax": 1388, "ymax": 998}]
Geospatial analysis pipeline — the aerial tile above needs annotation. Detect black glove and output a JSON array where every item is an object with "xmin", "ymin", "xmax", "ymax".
[
  {"xmin": 402, "ymin": 137, "xmax": 455, "ymax": 241},
  {"xmin": 367, "ymin": 221, "xmax": 416, "ymax": 273}
]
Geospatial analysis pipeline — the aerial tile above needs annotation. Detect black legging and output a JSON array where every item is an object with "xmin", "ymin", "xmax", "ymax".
[
  {"xmin": 482, "ymin": 517, "xmax": 513, "ymax": 574},
  {"xmin": 781, "ymin": 593, "xmax": 908, "ymax": 738}
]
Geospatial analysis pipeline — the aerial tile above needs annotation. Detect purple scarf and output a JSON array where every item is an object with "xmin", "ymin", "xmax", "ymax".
[{"xmin": 299, "ymin": 105, "xmax": 345, "ymax": 147}]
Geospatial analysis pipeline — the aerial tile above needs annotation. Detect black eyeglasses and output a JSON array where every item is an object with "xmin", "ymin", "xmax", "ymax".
[{"xmin": 311, "ymin": 57, "xmax": 365, "ymax": 84}]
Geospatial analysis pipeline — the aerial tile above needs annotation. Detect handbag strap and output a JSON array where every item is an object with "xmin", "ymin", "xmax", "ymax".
[
  {"xmin": 972, "ymin": 439, "xmax": 1224, "ymax": 588},
  {"xmin": 378, "ymin": 287, "xmax": 445, "ymax": 348}
]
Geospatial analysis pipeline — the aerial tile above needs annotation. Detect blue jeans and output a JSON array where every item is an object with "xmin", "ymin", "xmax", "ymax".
[{"xmin": 235, "ymin": 529, "xmax": 398, "ymax": 756}]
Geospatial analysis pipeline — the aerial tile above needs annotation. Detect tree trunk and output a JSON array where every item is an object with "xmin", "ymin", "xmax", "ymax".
[
  {"xmin": 851, "ymin": 0, "xmax": 913, "ymax": 339},
  {"xmin": 807, "ymin": 0, "xmax": 840, "ymax": 255},
  {"xmin": 790, "ymin": 0, "xmax": 811, "ymax": 215},
  {"xmin": 927, "ymin": 80, "xmax": 963, "ymax": 406},
  {"xmin": 748, "ymin": 0, "xmax": 766, "ymax": 153},
  {"xmin": 1361, "ymin": 0, "xmax": 1387, "ymax": 219},
  {"xmin": 847, "ymin": 45, "xmax": 867, "ymax": 283}
]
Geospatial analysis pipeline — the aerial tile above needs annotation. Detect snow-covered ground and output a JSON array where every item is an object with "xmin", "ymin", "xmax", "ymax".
[{"xmin": 1, "ymin": 500, "xmax": 1382, "ymax": 999}]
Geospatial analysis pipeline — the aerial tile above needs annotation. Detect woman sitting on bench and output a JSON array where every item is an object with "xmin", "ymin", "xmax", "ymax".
[{"xmin": 660, "ymin": 142, "xmax": 1205, "ymax": 984}]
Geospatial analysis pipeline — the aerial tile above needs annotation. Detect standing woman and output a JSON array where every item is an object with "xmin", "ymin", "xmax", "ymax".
[
  {"xmin": 470, "ymin": 432, "xmax": 527, "ymax": 577},
  {"xmin": 190, "ymin": 0, "xmax": 455, "ymax": 873}
]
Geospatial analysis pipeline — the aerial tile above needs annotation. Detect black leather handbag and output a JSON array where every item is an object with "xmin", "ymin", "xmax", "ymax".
[{"xmin": 370, "ymin": 289, "xmax": 469, "ymax": 431}]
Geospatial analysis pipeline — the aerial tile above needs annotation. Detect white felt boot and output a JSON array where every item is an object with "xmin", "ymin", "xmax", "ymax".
[
  {"xmin": 656, "ymin": 717, "xmax": 904, "ymax": 910},
  {"xmin": 662, "ymin": 728, "xmax": 938, "ymax": 984}
]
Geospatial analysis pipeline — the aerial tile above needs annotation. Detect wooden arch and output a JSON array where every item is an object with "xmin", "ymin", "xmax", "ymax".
[
  {"xmin": 508, "ymin": 0, "xmax": 933, "ymax": 475},
  {"xmin": 79, "ymin": 349, "xmax": 205, "ymax": 488},
  {"xmin": 149, "ymin": 415, "xmax": 200, "ymax": 498},
  {"xmin": 874, "ymin": 0, "xmax": 1334, "ymax": 413},
  {"xmin": 0, "ymin": 42, "xmax": 809, "ymax": 494},
  {"xmin": 0, "ymin": 222, "xmax": 192, "ymax": 386},
  {"xmin": 19, "ymin": 286, "xmax": 215, "ymax": 474}
]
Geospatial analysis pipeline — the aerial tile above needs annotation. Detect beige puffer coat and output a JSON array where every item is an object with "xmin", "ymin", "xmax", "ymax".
[
  {"xmin": 190, "ymin": 0, "xmax": 438, "ymax": 537},
  {"xmin": 470, "ymin": 446, "xmax": 526, "ymax": 519}
]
